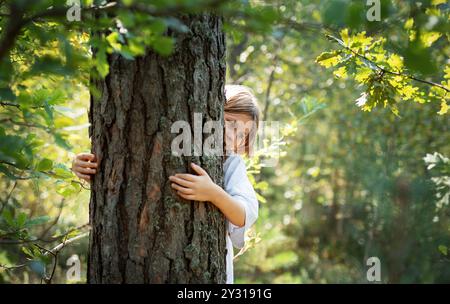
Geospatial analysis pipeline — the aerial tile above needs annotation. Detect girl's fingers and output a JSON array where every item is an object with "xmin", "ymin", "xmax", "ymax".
[
  {"xmin": 75, "ymin": 166, "xmax": 97, "ymax": 174},
  {"xmin": 169, "ymin": 176, "xmax": 194, "ymax": 187},
  {"xmin": 77, "ymin": 153, "xmax": 96, "ymax": 161},
  {"xmin": 171, "ymin": 183, "xmax": 193, "ymax": 194},
  {"xmin": 190, "ymin": 163, "xmax": 207, "ymax": 176},
  {"xmin": 177, "ymin": 191, "xmax": 195, "ymax": 201},
  {"xmin": 173, "ymin": 173, "xmax": 197, "ymax": 182},
  {"xmin": 75, "ymin": 171, "xmax": 91, "ymax": 181},
  {"xmin": 75, "ymin": 159, "xmax": 98, "ymax": 169}
]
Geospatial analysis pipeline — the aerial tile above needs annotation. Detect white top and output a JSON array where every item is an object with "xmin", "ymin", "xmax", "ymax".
[{"xmin": 223, "ymin": 154, "xmax": 259, "ymax": 284}]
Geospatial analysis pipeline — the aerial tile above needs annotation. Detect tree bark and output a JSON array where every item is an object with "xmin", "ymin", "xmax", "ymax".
[{"xmin": 87, "ymin": 14, "xmax": 227, "ymax": 283}]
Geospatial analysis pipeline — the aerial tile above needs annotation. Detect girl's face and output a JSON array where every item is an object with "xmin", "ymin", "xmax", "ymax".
[{"xmin": 224, "ymin": 112, "xmax": 253, "ymax": 155}]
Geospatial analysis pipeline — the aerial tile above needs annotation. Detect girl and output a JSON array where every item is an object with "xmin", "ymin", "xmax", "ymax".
[{"xmin": 72, "ymin": 84, "xmax": 260, "ymax": 283}]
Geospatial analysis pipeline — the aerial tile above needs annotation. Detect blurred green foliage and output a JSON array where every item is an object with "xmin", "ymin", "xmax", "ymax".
[{"xmin": 0, "ymin": 0, "xmax": 449, "ymax": 283}]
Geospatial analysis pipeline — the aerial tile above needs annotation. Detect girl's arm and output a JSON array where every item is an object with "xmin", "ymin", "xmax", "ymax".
[{"xmin": 169, "ymin": 163, "xmax": 246, "ymax": 227}]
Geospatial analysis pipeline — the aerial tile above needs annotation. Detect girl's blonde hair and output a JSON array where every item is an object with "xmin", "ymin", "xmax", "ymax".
[{"xmin": 224, "ymin": 84, "xmax": 261, "ymax": 156}]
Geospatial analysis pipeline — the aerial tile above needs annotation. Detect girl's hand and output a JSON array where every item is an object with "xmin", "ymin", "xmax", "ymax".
[
  {"xmin": 170, "ymin": 163, "xmax": 247, "ymax": 227},
  {"xmin": 169, "ymin": 163, "xmax": 220, "ymax": 202},
  {"xmin": 71, "ymin": 153, "xmax": 98, "ymax": 182}
]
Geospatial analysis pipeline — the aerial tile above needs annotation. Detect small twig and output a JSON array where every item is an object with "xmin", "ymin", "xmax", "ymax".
[
  {"xmin": 41, "ymin": 230, "xmax": 89, "ymax": 283},
  {"xmin": 0, "ymin": 101, "xmax": 45, "ymax": 109},
  {"xmin": 38, "ymin": 198, "xmax": 65, "ymax": 240},
  {"xmin": 0, "ymin": 180, "xmax": 17, "ymax": 213},
  {"xmin": 0, "ymin": 223, "xmax": 90, "ymax": 245},
  {"xmin": 27, "ymin": 228, "xmax": 89, "ymax": 284},
  {"xmin": 283, "ymin": 18, "xmax": 338, "ymax": 36},
  {"xmin": 0, "ymin": 118, "xmax": 50, "ymax": 131},
  {"xmin": 0, "ymin": 263, "xmax": 27, "ymax": 271},
  {"xmin": 262, "ymin": 34, "xmax": 285, "ymax": 121},
  {"xmin": 0, "ymin": 101, "xmax": 20, "ymax": 108},
  {"xmin": 48, "ymin": 231, "xmax": 89, "ymax": 255},
  {"xmin": 34, "ymin": 243, "xmax": 57, "ymax": 284}
]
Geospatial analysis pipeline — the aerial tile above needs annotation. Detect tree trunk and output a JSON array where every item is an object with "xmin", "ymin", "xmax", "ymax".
[{"xmin": 87, "ymin": 14, "xmax": 227, "ymax": 283}]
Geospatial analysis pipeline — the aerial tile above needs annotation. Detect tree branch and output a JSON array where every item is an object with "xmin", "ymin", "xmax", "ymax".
[
  {"xmin": 48, "ymin": 231, "xmax": 89, "ymax": 255},
  {"xmin": 0, "ymin": 223, "xmax": 90, "ymax": 245},
  {"xmin": 0, "ymin": 159, "xmax": 90, "ymax": 190},
  {"xmin": 0, "ymin": 263, "xmax": 27, "ymax": 271},
  {"xmin": 0, "ymin": 4, "xmax": 25, "ymax": 61},
  {"xmin": 38, "ymin": 198, "xmax": 65, "ymax": 240},
  {"xmin": 0, "ymin": 101, "xmax": 45, "ymax": 109}
]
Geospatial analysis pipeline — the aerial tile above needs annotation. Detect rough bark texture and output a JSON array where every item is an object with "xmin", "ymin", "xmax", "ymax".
[{"xmin": 87, "ymin": 14, "xmax": 227, "ymax": 283}]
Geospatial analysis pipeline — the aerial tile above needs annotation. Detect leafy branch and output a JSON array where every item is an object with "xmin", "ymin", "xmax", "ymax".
[
  {"xmin": 325, "ymin": 34, "xmax": 450, "ymax": 93},
  {"xmin": 314, "ymin": 28, "xmax": 449, "ymax": 115},
  {"xmin": 0, "ymin": 224, "xmax": 90, "ymax": 283},
  {"xmin": 0, "ymin": 0, "xmax": 228, "ymax": 61}
]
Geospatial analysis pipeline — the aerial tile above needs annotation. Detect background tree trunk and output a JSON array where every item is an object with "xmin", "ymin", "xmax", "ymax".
[{"xmin": 87, "ymin": 14, "xmax": 227, "ymax": 283}]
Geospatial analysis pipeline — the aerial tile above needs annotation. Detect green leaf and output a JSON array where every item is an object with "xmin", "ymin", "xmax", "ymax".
[
  {"xmin": 127, "ymin": 38, "xmax": 146, "ymax": 57},
  {"xmin": 256, "ymin": 192, "xmax": 267, "ymax": 204},
  {"xmin": 151, "ymin": 36, "xmax": 174, "ymax": 56},
  {"xmin": 65, "ymin": 229, "xmax": 81, "ymax": 239},
  {"xmin": 36, "ymin": 158, "xmax": 53, "ymax": 171},
  {"xmin": 387, "ymin": 54, "xmax": 404, "ymax": 71},
  {"xmin": 95, "ymin": 50, "xmax": 110, "ymax": 78},
  {"xmin": 54, "ymin": 166, "xmax": 73, "ymax": 179},
  {"xmin": 333, "ymin": 66, "xmax": 348, "ymax": 79},
  {"xmin": 148, "ymin": 18, "xmax": 168, "ymax": 35},
  {"xmin": 437, "ymin": 101, "xmax": 448, "ymax": 115},
  {"xmin": 315, "ymin": 51, "xmax": 341, "ymax": 68},
  {"xmin": 16, "ymin": 212, "xmax": 27, "ymax": 227},
  {"xmin": 0, "ymin": 87, "xmax": 16, "ymax": 101},
  {"xmin": 106, "ymin": 32, "xmax": 122, "ymax": 51},
  {"xmin": 438, "ymin": 245, "xmax": 448, "ymax": 256},
  {"xmin": 56, "ymin": 181, "xmax": 81, "ymax": 197},
  {"xmin": 22, "ymin": 246, "xmax": 35, "ymax": 259},
  {"xmin": 25, "ymin": 215, "xmax": 50, "ymax": 227},
  {"xmin": 2, "ymin": 209, "xmax": 14, "ymax": 226},
  {"xmin": 354, "ymin": 67, "xmax": 372, "ymax": 83},
  {"xmin": 54, "ymin": 133, "xmax": 72, "ymax": 150}
]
